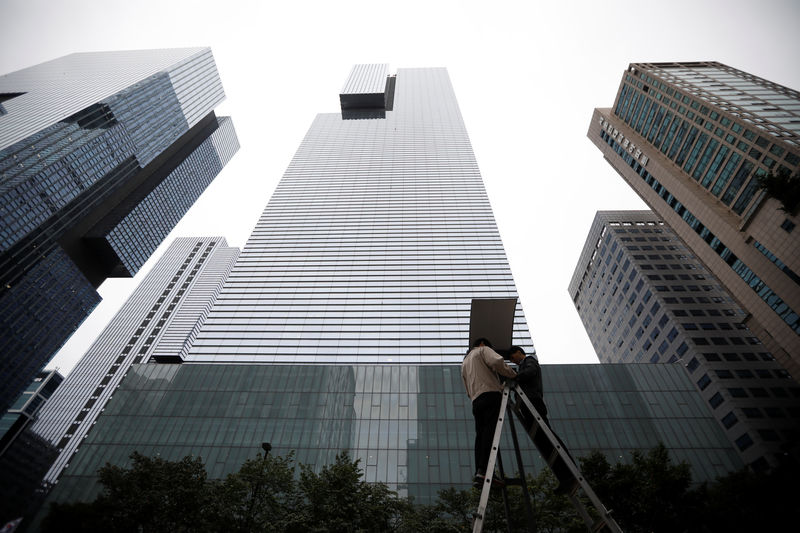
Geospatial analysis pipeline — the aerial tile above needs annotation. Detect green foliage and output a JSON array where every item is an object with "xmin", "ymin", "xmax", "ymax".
[
  {"xmin": 207, "ymin": 451, "xmax": 300, "ymax": 532},
  {"xmin": 42, "ymin": 450, "xmax": 408, "ymax": 533},
  {"xmin": 294, "ymin": 451, "xmax": 407, "ymax": 532},
  {"xmin": 42, "ymin": 452, "xmax": 213, "ymax": 533},
  {"xmin": 42, "ymin": 445, "xmax": 800, "ymax": 533},
  {"xmin": 692, "ymin": 457, "xmax": 800, "ymax": 533},
  {"xmin": 757, "ymin": 167, "xmax": 800, "ymax": 214},
  {"xmin": 579, "ymin": 444, "xmax": 695, "ymax": 533}
]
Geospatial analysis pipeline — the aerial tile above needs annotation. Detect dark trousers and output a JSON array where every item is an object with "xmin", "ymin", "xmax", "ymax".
[
  {"xmin": 472, "ymin": 391, "xmax": 502, "ymax": 475},
  {"xmin": 519, "ymin": 395, "xmax": 549, "ymax": 430}
]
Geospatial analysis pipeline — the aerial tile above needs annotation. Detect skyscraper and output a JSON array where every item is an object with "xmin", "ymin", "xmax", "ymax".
[
  {"xmin": 0, "ymin": 370, "xmax": 63, "ymax": 522},
  {"xmin": 31, "ymin": 237, "xmax": 238, "ymax": 485},
  {"xmin": 588, "ymin": 62, "xmax": 799, "ymax": 378},
  {"xmin": 569, "ymin": 210, "xmax": 800, "ymax": 468},
  {"xmin": 187, "ymin": 64, "xmax": 534, "ymax": 364},
  {"xmin": 0, "ymin": 48, "xmax": 239, "ymax": 411}
]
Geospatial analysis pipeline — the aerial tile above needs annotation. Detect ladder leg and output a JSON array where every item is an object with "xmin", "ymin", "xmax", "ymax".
[
  {"xmin": 511, "ymin": 385, "xmax": 623, "ymax": 533},
  {"xmin": 472, "ymin": 387, "xmax": 511, "ymax": 533},
  {"xmin": 496, "ymin": 451, "xmax": 513, "ymax": 533},
  {"xmin": 507, "ymin": 403, "xmax": 536, "ymax": 533}
]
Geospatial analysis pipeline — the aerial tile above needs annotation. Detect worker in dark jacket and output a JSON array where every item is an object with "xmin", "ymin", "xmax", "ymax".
[
  {"xmin": 508, "ymin": 346, "xmax": 548, "ymax": 427},
  {"xmin": 509, "ymin": 346, "xmax": 576, "ymax": 494}
]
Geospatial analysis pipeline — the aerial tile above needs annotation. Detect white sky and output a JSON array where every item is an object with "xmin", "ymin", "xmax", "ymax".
[{"xmin": 2, "ymin": 0, "xmax": 798, "ymax": 375}]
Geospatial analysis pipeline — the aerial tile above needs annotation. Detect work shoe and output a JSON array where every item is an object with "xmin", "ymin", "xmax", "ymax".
[{"xmin": 490, "ymin": 475, "xmax": 506, "ymax": 488}]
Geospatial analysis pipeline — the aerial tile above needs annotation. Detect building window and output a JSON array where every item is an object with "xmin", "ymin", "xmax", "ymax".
[
  {"xmin": 781, "ymin": 219, "xmax": 795, "ymax": 233},
  {"xmin": 721, "ymin": 411, "xmax": 738, "ymax": 428},
  {"xmin": 735, "ymin": 433, "xmax": 754, "ymax": 451},
  {"xmin": 697, "ymin": 374, "xmax": 711, "ymax": 390},
  {"xmin": 687, "ymin": 357, "xmax": 700, "ymax": 372},
  {"xmin": 708, "ymin": 392, "xmax": 724, "ymax": 409}
]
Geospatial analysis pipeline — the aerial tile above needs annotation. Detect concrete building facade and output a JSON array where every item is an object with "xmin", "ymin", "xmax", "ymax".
[
  {"xmin": 570, "ymin": 210, "xmax": 800, "ymax": 468},
  {"xmin": 588, "ymin": 62, "xmax": 799, "ymax": 377}
]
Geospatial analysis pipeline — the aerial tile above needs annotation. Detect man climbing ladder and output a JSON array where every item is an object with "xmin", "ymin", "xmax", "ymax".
[
  {"xmin": 461, "ymin": 337, "xmax": 518, "ymax": 487},
  {"xmin": 470, "ymin": 382, "xmax": 624, "ymax": 533}
]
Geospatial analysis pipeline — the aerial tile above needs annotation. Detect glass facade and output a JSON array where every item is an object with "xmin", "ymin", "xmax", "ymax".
[
  {"xmin": 47, "ymin": 363, "xmax": 742, "ymax": 506},
  {"xmin": 0, "ymin": 49, "xmax": 238, "ymax": 412},
  {"xmin": 0, "ymin": 370, "xmax": 63, "ymax": 523},
  {"xmin": 189, "ymin": 66, "xmax": 533, "ymax": 364},
  {"xmin": 29, "ymin": 238, "xmax": 238, "ymax": 485},
  {"xmin": 612, "ymin": 65, "xmax": 799, "ymax": 215}
]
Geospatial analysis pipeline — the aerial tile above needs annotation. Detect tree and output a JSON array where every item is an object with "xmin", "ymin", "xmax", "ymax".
[
  {"xmin": 579, "ymin": 444, "xmax": 695, "ymax": 533},
  {"xmin": 293, "ymin": 451, "xmax": 407, "ymax": 533},
  {"xmin": 43, "ymin": 450, "xmax": 410, "ymax": 533},
  {"xmin": 692, "ymin": 456, "xmax": 800, "ymax": 533},
  {"xmin": 757, "ymin": 167, "xmax": 800, "ymax": 214},
  {"xmin": 42, "ymin": 452, "xmax": 213, "ymax": 533},
  {"xmin": 206, "ymin": 451, "xmax": 300, "ymax": 532}
]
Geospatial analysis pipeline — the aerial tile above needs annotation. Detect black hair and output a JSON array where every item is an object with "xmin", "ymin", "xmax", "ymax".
[
  {"xmin": 471, "ymin": 337, "xmax": 493, "ymax": 349},
  {"xmin": 509, "ymin": 346, "xmax": 525, "ymax": 357}
]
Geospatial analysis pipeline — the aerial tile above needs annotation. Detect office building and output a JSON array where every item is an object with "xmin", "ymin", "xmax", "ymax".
[
  {"xmin": 45, "ymin": 363, "xmax": 743, "ymax": 506},
  {"xmin": 569, "ymin": 210, "xmax": 800, "ymax": 468},
  {"xmin": 0, "ymin": 48, "xmax": 239, "ymax": 411},
  {"xmin": 588, "ymin": 62, "xmax": 799, "ymax": 377},
  {"xmin": 30, "ymin": 237, "xmax": 237, "ymax": 486},
  {"xmin": 186, "ymin": 64, "xmax": 534, "ymax": 364},
  {"xmin": 0, "ymin": 370, "xmax": 63, "ymax": 522}
]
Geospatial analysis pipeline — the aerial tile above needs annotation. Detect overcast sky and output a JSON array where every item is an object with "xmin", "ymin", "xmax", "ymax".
[{"xmin": 2, "ymin": 0, "xmax": 798, "ymax": 375}]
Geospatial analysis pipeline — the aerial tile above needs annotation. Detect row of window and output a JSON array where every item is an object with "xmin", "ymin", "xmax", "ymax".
[{"xmin": 600, "ymin": 130, "xmax": 799, "ymax": 335}]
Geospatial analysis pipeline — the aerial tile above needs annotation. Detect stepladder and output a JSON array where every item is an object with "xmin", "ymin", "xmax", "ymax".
[{"xmin": 472, "ymin": 384, "xmax": 623, "ymax": 533}]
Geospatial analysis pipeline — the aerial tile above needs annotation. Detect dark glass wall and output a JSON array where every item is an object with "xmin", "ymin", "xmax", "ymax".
[{"xmin": 46, "ymin": 363, "xmax": 742, "ymax": 507}]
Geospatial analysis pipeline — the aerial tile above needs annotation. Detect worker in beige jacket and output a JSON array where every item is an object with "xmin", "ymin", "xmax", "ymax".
[{"xmin": 461, "ymin": 337, "xmax": 517, "ymax": 486}]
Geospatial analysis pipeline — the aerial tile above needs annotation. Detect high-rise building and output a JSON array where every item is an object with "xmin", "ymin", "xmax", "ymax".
[
  {"xmin": 187, "ymin": 64, "xmax": 534, "ymax": 364},
  {"xmin": 30, "ymin": 237, "xmax": 238, "ymax": 486},
  {"xmin": 0, "ymin": 370, "xmax": 63, "ymax": 522},
  {"xmin": 588, "ymin": 62, "xmax": 799, "ymax": 378},
  {"xmin": 569, "ymin": 210, "xmax": 800, "ymax": 468},
  {"xmin": 0, "ymin": 48, "xmax": 239, "ymax": 411}
]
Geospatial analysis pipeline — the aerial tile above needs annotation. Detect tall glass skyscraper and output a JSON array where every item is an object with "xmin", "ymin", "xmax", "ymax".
[
  {"xmin": 588, "ymin": 62, "xmax": 799, "ymax": 379},
  {"xmin": 188, "ymin": 64, "xmax": 533, "ymax": 364},
  {"xmin": 0, "ymin": 48, "xmax": 239, "ymax": 411}
]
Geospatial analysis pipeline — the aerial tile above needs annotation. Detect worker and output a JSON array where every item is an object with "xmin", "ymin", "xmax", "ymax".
[
  {"xmin": 508, "ymin": 346, "xmax": 549, "ymax": 428},
  {"xmin": 461, "ymin": 337, "xmax": 517, "ymax": 487}
]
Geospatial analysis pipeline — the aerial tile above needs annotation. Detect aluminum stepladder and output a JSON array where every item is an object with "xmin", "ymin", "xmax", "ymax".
[{"xmin": 472, "ymin": 384, "xmax": 623, "ymax": 533}]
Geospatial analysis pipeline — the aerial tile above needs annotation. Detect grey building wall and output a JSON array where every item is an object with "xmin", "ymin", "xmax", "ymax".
[
  {"xmin": 0, "ymin": 48, "xmax": 238, "ymax": 412},
  {"xmin": 570, "ymin": 211, "xmax": 800, "ymax": 468},
  {"xmin": 587, "ymin": 62, "xmax": 799, "ymax": 377},
  {"xmin": 188, "ymin": 66, "xmax": 534, "ymax": 365}
]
